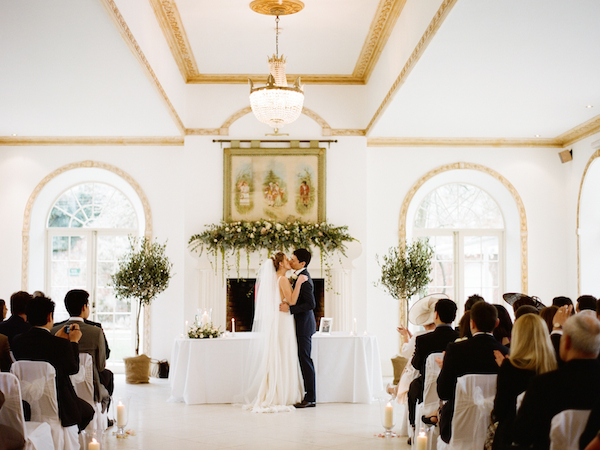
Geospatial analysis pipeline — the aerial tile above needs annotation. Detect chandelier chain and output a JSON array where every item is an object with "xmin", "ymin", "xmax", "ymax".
[{"xmin": 275, "ymin": 16, "xmax": 280, "ymax": 58}]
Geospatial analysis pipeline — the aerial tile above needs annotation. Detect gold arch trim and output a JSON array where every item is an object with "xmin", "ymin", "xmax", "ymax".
[
  {"xmin": 575, "ymin": 149, "xmax": 600, "ymax": 295},
  {"xmin": 398, "ymin": 162, "xmax": 528, "ymax": 296},
  {"xmin": 21, "ymin": 160, "xmax": 153, "ymax": 289}
]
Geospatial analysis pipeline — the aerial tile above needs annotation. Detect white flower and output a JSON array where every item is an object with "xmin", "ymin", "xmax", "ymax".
[
  {"xmin": 250, "ymin": 233, "xmax": 254, "ymax": 238},
  {"xmin": 237, "ymin": 227, "xmax": 242, "ymax": 232},
  {"xmin": 253, "ymin": 227, "xmax": 256, "ymax": 232},
  {"xmin": 275, "ymin": 223, "xmax": 283, "ymax": 231},
  {"xmin": 284, "ymin": 230, "xmax": 290, "ymax": 234},
  {"xmin": 213, "ymin": 239, "xmax": 218, "ymax": 242},
  {"xmin": 225, "ymin": 227, "xmax": 229, "ymax": 232}
]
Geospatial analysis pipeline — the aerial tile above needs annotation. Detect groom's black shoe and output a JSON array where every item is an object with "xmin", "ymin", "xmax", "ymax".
[{"xmin": 294, "ymin": 400, "xmax": 316, "ymax": 408}]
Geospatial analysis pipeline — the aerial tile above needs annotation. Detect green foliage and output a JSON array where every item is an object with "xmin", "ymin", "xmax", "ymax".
[
  {"xmin": 187, "ymin": 322, "xmax": 223, "ymax": 339},
  {"xmin": 111, "ymin": 236, "xmax": 173, "ymax": 306},
  {"xmin": 111, "ymin": 236, "xmax": 173, "ymax": 355},
  {"xmin": 376, "ymin": 239, "xmax": 434, "ymax": 301}
]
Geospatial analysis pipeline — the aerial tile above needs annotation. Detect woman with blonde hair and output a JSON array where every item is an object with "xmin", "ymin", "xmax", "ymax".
[{"xmin": 491, "ymin": 314, "xmax": 557, "ymax": 450}]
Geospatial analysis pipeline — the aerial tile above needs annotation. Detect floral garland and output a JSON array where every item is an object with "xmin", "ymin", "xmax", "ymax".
[
  {"xmin": 188, "ymin": 322, "xmax": 223, "ymax": 339},
  {"xmin": 188, "ymin": 220, "xmax": 355, "ymax": 281}
]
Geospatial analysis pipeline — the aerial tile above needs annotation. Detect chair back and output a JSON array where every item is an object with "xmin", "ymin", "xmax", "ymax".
[
  {"xmin": 0, "ymin": 372, "xmax": 26, "ymax": 435},
  {"xmin": 10, "ymin": 360, "xmax": 60, "ymax": 424},
  {"xmin": 71, "ymin": 353, "xmax": 94, "ymax": 407},
  {"xmin": 449, "ymin": 374, "xmax": 498, "ymax": 449},
  {"xmin": 421, "ymin": 352, "xmax": 443, "ymax": 417},
  {"xmin": 549, "ymin": 409, "xmax": 592, "ymax": 450}
]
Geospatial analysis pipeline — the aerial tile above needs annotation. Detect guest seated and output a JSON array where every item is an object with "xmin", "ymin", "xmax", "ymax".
[
  {"xmin": 493, "ymin": 304, "xmax": 513, "ymax": 346},
  {"xmin": 512, "ymin": 312, "xmax": 600, "ymax": 450},
  {"xmin": 464, "ymin": 294, "xmax": 485, "ymax": 312},
  {"xmin": 515, "ymin": 304, "xmax": 539, "ymax": 320},
  {"xmin": 549, "ymin": 305, "xmax": 573, "ymax": 367},
  {"xmin": 552, "ymin": 296, "xmax": 573, "ymax": 308},
  {"xmin": 0, "ymin": 390, "xmax": 25, "ymax": 450},
  {"xmin": 12, "ymin": 296, "xmax": 95, "ymax": 432},
  {"xmin": 0, "ymin": 292, "xmax": 32, "ymax": 345},
  {"xmin": 540, "ymin": 306, "xmax": 558, "ymax": 333},
  {"xmin": 52, "ymin": 289, "xmax": 113, "ymax": 411},
  {"xmin": 577, "ymin": 295, "xmax": 597, "ymax": 313},
  {"xmin": 437, "ymin": 301, "xmax": 509, "ymax": 443},
  {"xmin": 407, "ymin": 298, "xmax": 458, "ymax": 428},
  {"xmin": 491, "ymin": 314, "xmax": 557, "ymax": 450},
  {"xmin": 456, "ymin": 311, "xmax": 472, "ymax": 341},
  {"xmin": 0, "ymin": 299, "xmax": 7, "ymax": 321},
  {"xmin": 0, "ymin": 332, "xmax": 10, "ymax": 372}
]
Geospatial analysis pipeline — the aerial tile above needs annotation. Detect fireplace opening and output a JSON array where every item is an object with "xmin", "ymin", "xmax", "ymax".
[{"xmin": 227, "ymin": 278, "xmax": 325, "ymax": 332}]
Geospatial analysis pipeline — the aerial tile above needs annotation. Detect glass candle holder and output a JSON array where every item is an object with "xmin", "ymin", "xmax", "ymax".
[
  {"xmin": 113, "ymin": 396, "xmax": 131, "ymax": 438},
  {"xmin": 378, "ymin": 396, "xmax": 399, "ymax": 437},
  {"xmin": 82, "ymin": 430, "xmax": 105, "ymax": 450},
  {"xmin": 415, "ymin": 428, "xmax": 428, "ymax": 450}
]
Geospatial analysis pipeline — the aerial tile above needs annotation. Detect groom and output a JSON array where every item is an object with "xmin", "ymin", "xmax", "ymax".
[{"xmin": 279, "ymin": 248, "xmax": 317, "ymax": 408}]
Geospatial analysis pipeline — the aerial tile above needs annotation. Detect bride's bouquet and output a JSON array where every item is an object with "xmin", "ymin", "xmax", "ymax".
[{"xmin": 188, "ymin": 322, "xmax": 223, "ymax": 339}]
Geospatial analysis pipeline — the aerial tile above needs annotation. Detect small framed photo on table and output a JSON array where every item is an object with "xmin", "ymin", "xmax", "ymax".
[{"xmin": 319, "ymin": 317, "xmax": 333, "ymax": 335}]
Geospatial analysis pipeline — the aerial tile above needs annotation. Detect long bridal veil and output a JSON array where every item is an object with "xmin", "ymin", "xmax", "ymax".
[{"xmin": 242, "ymin": 259, "xmax": 281, "ymax": 405}]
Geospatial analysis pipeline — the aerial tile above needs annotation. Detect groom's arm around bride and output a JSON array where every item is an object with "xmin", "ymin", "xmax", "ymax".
[{"xmin": 279, "ymin": 249, "xmax": 317, "ymax": 407}]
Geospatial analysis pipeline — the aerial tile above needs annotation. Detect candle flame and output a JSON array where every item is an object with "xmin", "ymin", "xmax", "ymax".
[{"xmin": 91, "ymin": 438, "xmax": 98, "ymax": 443}]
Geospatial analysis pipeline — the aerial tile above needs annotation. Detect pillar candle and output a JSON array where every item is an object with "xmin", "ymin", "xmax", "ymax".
[
  {"xmin": 231, "ymin": 318, "xmax": 235, "ymax": 333},
  {"xmin": 88, "ymin": 438, "xmax": 100, "ymax": 450},
  {"xmin": 116, "ymin": 401, "xmax": 127, "ymax": 427},
  {"xmin": 383, "ymin": 402, "xmax": 394, "ymax": 429},
  {"xmin": 202, "ymin": 311, "xmax": 209, "ymax": 326},
  {"xmin": 416, "ymin": 431, "xmax": 427, "ymax": 450}
]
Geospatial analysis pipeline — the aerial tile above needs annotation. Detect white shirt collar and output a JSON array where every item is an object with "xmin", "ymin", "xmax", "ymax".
[
  {"xmin": 68, "ymin": 317, "xmax": 84, "ymax": 322},
  {"xmin": 472, "ymin": 331, "xmax": 494, "ymax": 337},
  {"xmin": 295, "ymin": 268, "xmax": 306, "ymax": 275}
]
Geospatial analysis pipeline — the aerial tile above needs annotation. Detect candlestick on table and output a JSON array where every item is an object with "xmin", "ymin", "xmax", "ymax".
[
  {"xmin": 231, "ymin": 318, "xmax": 235, "ymax": 334},
  {"xmin": 383, "ymin": 401, "xmax": 394, "ymax": 429},
  {"xmin": 116, "ymin": 401, "xmax": 126, "ymax": 427},
  {"xmin": 416, "ymin": 431, "xmax": 427, "ymax": 450},
  {"xmin": 201, "ymin": 311, "xmax": 209, "ymax": 326},
  {"xmin": 88, "ymin": 438, "xmax": 100, "ymax": 450}
]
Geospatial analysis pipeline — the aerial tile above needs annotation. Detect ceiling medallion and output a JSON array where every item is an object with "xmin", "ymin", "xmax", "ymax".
[
  {"xmin": 249, "ymin": 0, "xmax": 305, "ymax": 16},
  {"xmin": 248, "ymin": 11, "xmax": 304, "ymax": 133}
]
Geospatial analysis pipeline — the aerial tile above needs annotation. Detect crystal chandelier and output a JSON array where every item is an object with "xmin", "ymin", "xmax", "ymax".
[{"xmin": 249, "ymin": 15, "xmax": 304, "ymax": 132}]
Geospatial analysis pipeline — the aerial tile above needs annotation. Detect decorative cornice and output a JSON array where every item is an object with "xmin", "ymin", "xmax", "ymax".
[
  {"xmin": 367, "ymin": 137, "xmax": 562, "ymax": 148},
  {"xmin": 353, "ymin": 0, "xmax": 407, "ymax": 83},
  {"xmin": 555, "ymin": 114, "xmax": 600, "ymax": 147},
  {"xmin": 149, "ymin": 0, "xmax": 199, "ymax": 81},
  {"xmin": 150, "ymin": 0, "xmax": 401, "ymax": 85},
  {"xmin": 98, "ymin": 0, "xmax": 185, "ymax": 134},
  {"xmin": 331, "ymin": 129, "xmax": 367, "ymax": 137},
  {"xmin": 0, "ymin": 136, "xmax": 184, "ymax": 146},
  {"xmin": 185, "ymin": 129, "xmax": 224, "ymax": 136},
  {"xmin": 366, "ymin": 0, "xmax": 459, "ymax": 134}
]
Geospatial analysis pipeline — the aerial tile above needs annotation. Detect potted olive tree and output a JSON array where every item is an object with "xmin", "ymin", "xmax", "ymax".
[
  {"xmin": 376, "ymin": 238, "xmax": 434, "ymax": 326},
  {"xmin": 111, "ymin": 236, "xmax": 173, "ymax": 383}
]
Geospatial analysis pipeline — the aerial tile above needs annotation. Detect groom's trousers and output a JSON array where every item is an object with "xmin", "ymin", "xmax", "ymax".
[{"xmin": 297, "ymin": 334, "xmax": 316, "ymax": 402}]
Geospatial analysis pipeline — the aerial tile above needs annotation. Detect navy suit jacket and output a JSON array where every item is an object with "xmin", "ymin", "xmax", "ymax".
[
  {"xmin": 0, "ymin": 315, "xmax": 31, "ymax": 346},
  {"xmin": 289, "ymin": 269, "xmax": 316, "ymax": 336}
]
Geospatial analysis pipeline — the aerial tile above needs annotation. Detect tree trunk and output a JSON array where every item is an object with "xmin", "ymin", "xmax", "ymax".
[
  {"xmin": 398, "ymin": 296, "xmax": 408, "ymax": 352},
  {"xmin": 135, "ymin": 301, "xmax": 141, "ymax": 355}
]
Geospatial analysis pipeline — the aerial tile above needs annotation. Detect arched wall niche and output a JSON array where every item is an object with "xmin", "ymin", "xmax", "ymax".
[
  {"xmin": 22, "ymin": 160, "xmax": 153, "ymax": 353},
  {"xmin": 577, "ymin": 149, "xmax": 600, "ymax": 295},
  {"xmin": 398, "ymin": 162, "xmax": 528, "ymax": 296}
]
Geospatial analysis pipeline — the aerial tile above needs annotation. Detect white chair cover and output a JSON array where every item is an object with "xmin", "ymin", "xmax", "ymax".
[
  {"xmin": 0, "ymin": 372, "xmax": 55, "ymax": 450},
  {"xmin": 437, "ymin": 374, "xmax": 498, "ymax": 450},
  {"xmin": 413, "ymin": 352, "xmax": 443, "ymax": 450},
  {"xmin": 11, "ymin": 360, "xmax": 80, "ymax": 450},
  {"xmin": 70, "ymin": 353, "xmax": 107, "ymax": 431},
  {"xmin": 549, "ymin": 409, "xmax": 592, "ymax": 450}
]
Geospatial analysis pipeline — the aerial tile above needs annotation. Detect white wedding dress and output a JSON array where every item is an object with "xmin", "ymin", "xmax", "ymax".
[{"xmin": 243, "ymin": 261, "xmax": 304, "ymax": 413}]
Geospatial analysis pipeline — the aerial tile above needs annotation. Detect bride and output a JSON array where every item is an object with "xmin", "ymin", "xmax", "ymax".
[{"xmin": 244, "ymin": 252, "xmax": 307, "ymax": 412}]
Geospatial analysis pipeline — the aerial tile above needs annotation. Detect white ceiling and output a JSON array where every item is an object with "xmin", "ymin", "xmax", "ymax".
[{"xmin": 0, "ymin": 0, "xmax": 598, "ymax": 140}]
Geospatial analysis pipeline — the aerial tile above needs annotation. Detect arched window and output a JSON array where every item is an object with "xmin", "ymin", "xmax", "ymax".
[
  {"xmin": 47, "ymin": 182, "xmax": 138, "ymax": 363},
  {"xmin": 413, "ymin": 183, "xmax": 504, "ymax": 311}
]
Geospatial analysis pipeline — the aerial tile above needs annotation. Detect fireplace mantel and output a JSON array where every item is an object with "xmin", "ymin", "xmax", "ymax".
[{"xmin": 190, "ymin": 241, "xmax": 362, "ymax": 332}]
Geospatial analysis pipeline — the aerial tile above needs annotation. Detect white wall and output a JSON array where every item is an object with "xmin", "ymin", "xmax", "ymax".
[{"xmin": 0, "ymin": 136, "xmax": 594, "ymax": 376}]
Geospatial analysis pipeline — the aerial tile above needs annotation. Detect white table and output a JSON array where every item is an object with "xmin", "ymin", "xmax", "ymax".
[{"xmin": 168, "ymin": 331, "xmax": 383, "ymax": 405}]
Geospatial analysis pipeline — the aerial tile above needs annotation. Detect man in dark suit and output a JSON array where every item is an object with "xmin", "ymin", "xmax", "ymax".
[
  {"xmin": 407, "ymin": 298, "xmax": 458, "ymax": 427},
  {"xmin": 11, "ymin": 296, "xmax": 94, "ymax": 432},
  {"xmin": 513, "ymin": 311, "xmax": 600, "ymax": 450},
  {"xmin": 437, "ymin": 301, "xmax": 509, "ymax": 443},
  {"xmin": 0, "ymin": 292, "xmax": 32, "ymax": 345},
  {"xmin": 51, "ymin": 290, "xmax": 113, "ymax": 411},
  {"xmin": 279, "ymin": 248, "xmax": 316, "ymax": 408}
]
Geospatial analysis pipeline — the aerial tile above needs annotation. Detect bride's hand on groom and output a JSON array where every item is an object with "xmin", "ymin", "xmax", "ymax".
[
  {"xmin": 298, "ymin": 275, "xmax": 308, "ymax": 284},
  {"xmin": 279, "ymin": 302, "xmax": 290, "ymax": 312}
]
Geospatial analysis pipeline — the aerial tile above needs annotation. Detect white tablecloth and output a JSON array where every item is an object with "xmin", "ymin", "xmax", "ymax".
[{"xmin": 168, "ymin": 331, "xmax": 383, "ymax": 404}]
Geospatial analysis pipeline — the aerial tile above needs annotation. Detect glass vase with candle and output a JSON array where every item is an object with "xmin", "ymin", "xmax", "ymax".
[
  {"xmin": 113, "ymin": 396, "xmax": 131, "ymax": 438},
  {"xmin": 82, "ymin": 430, "xmax": 105, "ymax": 450},
  {"xmin": 377, "ymin": 395, "xmax": 399, "ymax": 437}
]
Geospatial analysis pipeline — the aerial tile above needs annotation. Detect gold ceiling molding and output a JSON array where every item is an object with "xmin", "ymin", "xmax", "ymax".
[
  {"xmin": 353, "ymin": 0, "xmax": 407, "ymax": 83},
  {"xmin": 366, "ymin": 0, "xmax": 459, "ymax": 135},
  {"xmin": 367, "ymin": 137, "xmax": 562, "ymax": 148},
  {"xmin": 0, "ymin": 136, "xmax": 184, "ymax": 146},
  {"xmin": 331, "ymin": 129, "xmax": 367, "ymax": 137},
  {"xmin": 150, "ymin": 0, "xmax": 402, "ymax": 85},
  {"xmin": 398, "ymin": 162, "xmax": 528, "ymax": 295},
  {"xmin": 249, "ymin": 0, "xmax": 305, "ymax": 16},
  {"xmin": 185, "ymin": 128, "xmax": 224, "ymax": 136},
  {"xmin": 98, "ymin": 0, "xmax": 185, "ymax": 135},
  {"xmin": 575, "ymin": 149, "xmax": 600, "ymax": 296},
  {"xmin": 149, "ymin": 0, "xmax": 199, "ymax": 81},
  {"xmin": 555, "ymin": 114, "xmax": 600, "ymax": 148},
  {"xmin": 21, "ymin": 160, "xmax": 153, "ymax": 290}
]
